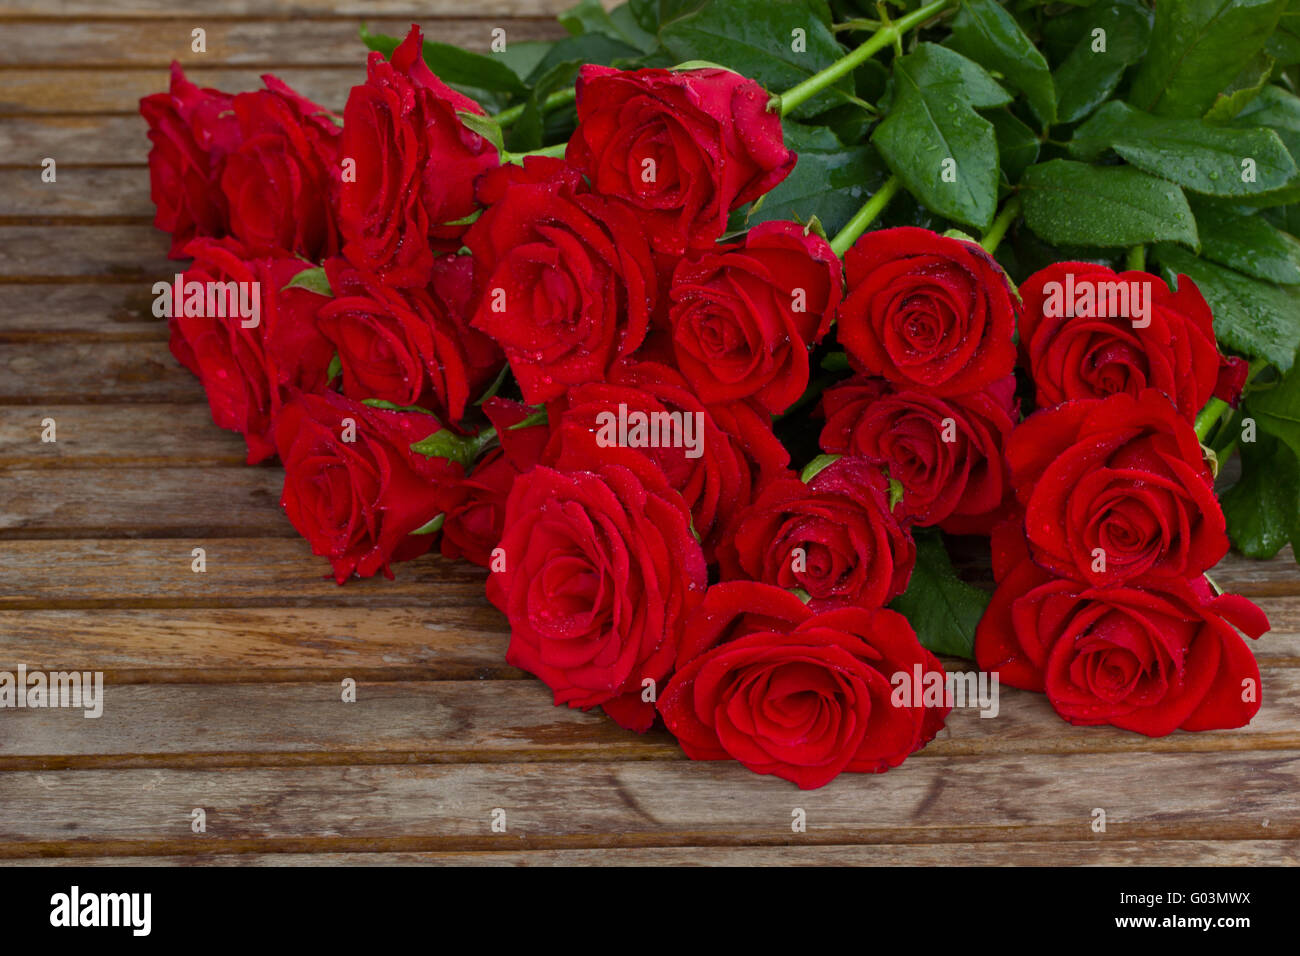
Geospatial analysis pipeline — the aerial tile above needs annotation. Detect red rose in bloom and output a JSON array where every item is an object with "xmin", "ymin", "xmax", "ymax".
[
  {"xmin": 486, "ymin": 447, "xmax": 708, "ymax": 732},
  {"xmin": 668, "ymin": 581, "xmax": 812, "ymax": 670},
  {"xmin": 667, "ymin": 221, "xmax": 842, "ymax": 413},
  {"xmin": 167, "ymin": 237, "xmax": 334, "ymax": 463},
  {"xmin": 1008, "ymin": 390, "xmax": 1228, "ymax": 586},
  {"xmin": 466, "ymin": 157, "xmax": 656, "ymax": 403},
  {"xmin": 543, "ymin": 360, "xmax": 789, "ymax": 561},
  {"xmin": 1018, "ymin": 262, "xmax": 1221, "ymax": 419},
  {"xmin": 220, "ymin": 76, "xmax": 342, "ymax": 260},
  {"xmin": 318, "ymin": 254, "xmax": 500, "ymax": 423},
  {"xmin": 439, "ymin": 397, "xmax": 549, "ymax": 568},
  {"xmin": 719, "ymin": 456, "xmax": 914, "ymax": 611},
  {"xmin": 337, "ymin": 25, "xmax": 498, "ymax": 287},
  {"xmin": 660, "ymin": 603, "xmax": 949, "ymax": 789},
  {"xmin": 274, "ymin": 391, "xmax": 462, "ymax": 582},
  {"xmin": 140, "ymin": 63, "xmax": 241, "ymax": 257},
  {"xmin": 566, "ymin": 65, "xmax": 796, "ymax": 254},
  {"xmin": 837, "ymin": 227, "xmax": 1017, "ymax": 396},
  {"xmin": 976, "ymin": 564, "xmax": 1267, "ymax": 735},
  {"xmin": 820, "ymin": 374, "xmax": 1017, "ymax": 533}
]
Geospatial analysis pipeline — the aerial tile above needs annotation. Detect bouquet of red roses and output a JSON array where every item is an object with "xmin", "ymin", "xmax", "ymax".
[{"xmin": 141, "ymin": 0, "xmax": 1298, "ymax": 789}]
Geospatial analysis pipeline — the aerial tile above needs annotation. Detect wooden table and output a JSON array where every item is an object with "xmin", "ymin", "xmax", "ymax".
[{"xmin": 0, "ymin": 0, "xmax": 1297, "ymax": 867}]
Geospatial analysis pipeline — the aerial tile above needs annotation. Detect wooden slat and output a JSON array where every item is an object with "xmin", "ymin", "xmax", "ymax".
[
  {"xmin": 1, "ymin": 669, "xmax": 1298, "ymax": 769},
  {"xmin": 0, "ymin": 19, "xmax": 566, "ymax": 67},
  {"xmin": 2, "ymin": 68, "xmax": 361, "ymax": 114},
  {"xmin": 0, "ymin": 167, "xmax": 152, "ymax": 218},
  {"xmin": 1, "ymin": 342, "xmax": 201, "ymax": 404},
  {"xmin": 0, "ymin": 226, "xmax": 169, "ymax": 278},
  {"xmin": 10, "ymin": 840, "xmax": 1299, "ymax": 866},
  {"xmin": 0, "ymin": 284, "xmax": 167, "ymax": 340},
  {"xmin": 0, "ymin": 116, "xmax": 149, "ymax": 167},
  {"xmin": 0, "ymin": 752, "xmax": 1295, "ymax": 857},
  {"xmin": 0, "ymin": 607, "xmax": 512, "ymax": 681},
  {"xmin": 0, "ymin": 405, "xmax": 244, "ymax": 466},
  {"xmin": 0, "ymin": 0, "xmax": 584, "ymax": 16},
  {"xmin": 0, "ymin": 538, "xmax": 489, "ymax": 609}
]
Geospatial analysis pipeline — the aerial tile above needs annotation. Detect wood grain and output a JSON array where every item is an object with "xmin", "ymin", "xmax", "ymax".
[
  {"xmin": 0, "ymin": 225, "xmax": 169, "ymax": 278},
  {"xmin": 0, "ymin": 284, "xmax": 168, "ymax": 340},
  {"xmin": 1, "ymin": 342, "xmax": 202, "ymax": 404},
  {"xmin": 0, "ymin": 404, "xmax": 245, "ymax": 466},
  {"xmin": 0, "ymin": 0, "xmax": 589, "ymax": 17}
]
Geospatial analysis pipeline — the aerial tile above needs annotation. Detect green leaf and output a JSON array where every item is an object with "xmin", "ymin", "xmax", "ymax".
[
  {"xmin": 1232, "ymin": 84, "xmax": 1300, "ymax": 164},
  {"xmin": 410, "ymin": 427, "xmax": 493, "ymax": 470},
  {"xmin": 1153, "ymin": 243, "xmax": 1300, "ymax": 371},
  {"xmin": 1129, "ymin": 0, "xmax": 1288, "ymax": 118},
  {"xmin": 562, "ymin": 0, "xmax": 658, "ymax": 52},
  {"xmin": 889, "ymin": 532, "xmax": 989, "ymax": 659},
  {"xmin": 1248, "ymin": 358, "xmax": 1300, "ymax": 455},
  {"xmin": 1191, "ymin": 201, "xmax": 1300, "ymax": 282},
  {"xmin": 946, "ymin": 0, "xmax": 1056, "ymax": 126},
  {"xmin": 282, "ymin": 266, "xmax": 331, "ymax": 296},
  {"xmin": 1021, "ymin": 159, "xmax": 1199, "ymax": 249},
  {"xmin": 872, "ymin": 43, "xmax": 1010, "ymax": 231},
  {"xmin": 988, "ymin": 109, "xmax": 1039, "ymax": 184},
  {"xmin": 360, "ymin": 23, "xmax": 527, "ymax": 97},
  {"xmin": 326, "ymin": 352, "xmax": 342, "ymax": 382},
  {"xmin": 409, "ymin": 513, "xmax": 446, "ymax": 536},
  {"xmin": 1267, "ymin": 0, "xmax": 1300, "ymax": 64},
  {"xmin": 748, "ymin": 123, "xmax": 888, "ymax": 236},
  {"xmin": 660, "ymin": 0, "xmax": 852, "ymax": 119},
  {"xmin": 524, "ymin": 32, "xmax": 645, "ymax": 85},
  {"xmin": 1204, "ymin": 51, "xmax": 1276, "ymax": 121},
  {"xmin": 1052, "ymin": 0, "xmax": 1152, "ymax": 124},
  {"xmin": 456, "ymin": 110, "xmax": 505, "ymax": 154},
  {"xmin": 799, "ymin": 453, "xmax": 840, "ymax": 483},
  {"xmin": 1069, "ymin": 101, "xmax": 1298, "ymax": 197},
  {"xmin": 1222, "ymin": 429, "xmax": 1300, "ymax": 558}
]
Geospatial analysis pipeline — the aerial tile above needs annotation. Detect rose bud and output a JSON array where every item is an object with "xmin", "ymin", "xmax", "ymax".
[
  {"xmin": 718, "ymin": 456, "xmax": 915, "ymax": 611},
  {"xmin": 139, "ymin": 63, "xmax": 241, "ymax": 257},
  {"xmin": 466, "ymin": 157, "xmax": 657, "ymax": 404},
  {"xmin": 976, "ymin": 562, "xmax": 1268, "ymax": 736},
  {"xmin": 660, "ymin": 603, "xmax": 950, "ymax": 789},
  {"xmin": 337, "ymin": 25, "xmax": 499, "ymax": 287},
  {"xmin": 566, "ymin": 65, "xmax": 796, "ymax": 254},
  {"xmin": 220, "ymin": 76, "xmax": 343, "ymax": 261},
  {"xmin": 820, "ymin": 374, "xmax": 1017, "ymax": 533},
  {"xmin": 167, "ymin": 237, "xmax": 334, "ymax": 463},
  {"xmin": 837, "ymin": 226, "xmax": 1017, "ymax": 396},
  {"xmin": 274, "ymin": 391, "xmax": 463, "ymax": 582},
  {"xmin": 1008, "ymin": 389, "xmax": 1228, "ymax": 586},
  {"xmin": 486, "ymin": 446, "xmax": 708, "ymax": 733},
  {"xmin": 318, "ymin": 253, "xmax": 500, "ymax": 424},
  {"xmin": 667, "ymin": 221, "xmax": 842, "ymax": 413},
  {"xmin": 1018, "ymin": 262, "xmax": 1222, "ymax": 420}
]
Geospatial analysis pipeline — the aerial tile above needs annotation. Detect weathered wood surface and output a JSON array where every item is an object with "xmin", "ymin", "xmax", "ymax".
[{"xmin": 0, "ymin": 0, "xmax": 1296, "ymax": 867}]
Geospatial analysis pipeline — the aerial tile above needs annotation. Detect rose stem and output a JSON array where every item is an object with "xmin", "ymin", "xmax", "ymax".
[
  {"xmin": 501, "ymin": 142, "xmax": 568, "ymax": 165},
  {"xmin": 776, "ymin": 0, "xmax": 958, "ymax": 118},
  {"xmin": 1193, "ymin": 357, "xmax": 1272, "ymax": 442},
  {"xmin": 1126, "ymin": 244, "xmax": 1147, "ymax": 272},
  {"xmin": 493, "ymin": 87, "xmax": 578, "ymax": 129},
  {"xmin": 829, "ymin": 175, "xmax": 902, "ymax": 256},
  {"xmin": 979, "ymin": 195, "xmax": 1021, "ymax": 254}
]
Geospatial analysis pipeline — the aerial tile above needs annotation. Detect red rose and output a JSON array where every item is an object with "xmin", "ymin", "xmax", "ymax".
[
  {"xmin": 466, "ymin": 157, "xmax": 657, "ymax": 403},
  {"xmin": 566, "ymin": 65, "xmax": 796, "ymax": 253},
  {"xmin": 820, "ymin": 374, "xmax": 1017, "ymax": 533},
  {"xmin": 660, "ymin": 603, "xmax": 949, "ymax": 789},
  {"xmin": 837, "ymin": 227, "xmax": 1017, "ymax": 396},
  {"xmin": 667, "ymin": 221, "xmax": 842, "ymax": 413},
  {"xmin": 220, "ymin": 76, "xmax": 342, "ymax": 260},
  {"xmin": 440, "ymin": 397, "xmax": 549, "ymax": 568},
  {"xmin": 274, "ymin": 391, "xmax": 462, "ymax": 582},
  {"xmin": 167, "ymin": 237, "xmax": 334, "ymax": 463},
  {"xmin": 976, "ymin": 563, "xmax": 1268, "ymax": 735},
  {"xmin": 318, "ymin": 253, "xmax": 500, "ymax": 423},
  {"xmin": 487, "ymin": 446, "xmax": 708, "ymax": 732},
  {"xmin": 337, "ymin": 25, "xmax": 498, "ymax": 287},
  {"xmin": 1008, "ymin": 390, "xmax": 1228, "ymax": 585},
  {"xmin": 719, "ymin": 456, "xmax": 915, "ymax": 611},
  {"xmin": 543, "ymin": 360, "xmax": 789, "ymax": 561},
  {"xmin": 1017, "ymin": 262, "xmax": 1222, "ymax": 419},
  {"xmin": 140, "ymin": 63, "xmax": 241, "ymax": 257},
  {"xmin": 668, "ymin": 580, "xmax": 813, "ymax": 670}
]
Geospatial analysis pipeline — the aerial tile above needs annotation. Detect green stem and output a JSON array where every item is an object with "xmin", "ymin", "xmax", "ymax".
[
  {"xmin": 1194, "ymin": 357, "xmax": 1270, "ymax": 441},
  {"xmin": 980, "ymin": 195, "xmax": 1021, "ymax": 254},
  {"xmin": 1126, "ymin": 244, "xmax": 1146, "ymax": 272},
  {"xmin": 501, "ymin": 142, "xmax": 567, "ymax": 165},
  {"xmin": 777, "ymin": 0, "xmax": 957, "ymax": 117},
  {"xmin": 830, "ymin": 175, "xmax": 901, "ymax": 256},
  {"xmin": 493, "ymin": 87, "xmax": 577, "ymax": 129}
]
